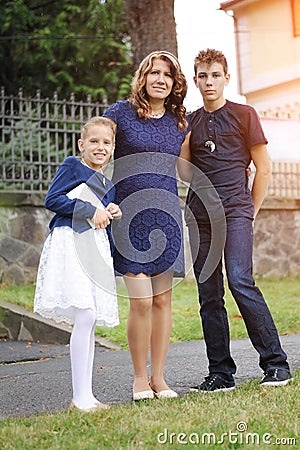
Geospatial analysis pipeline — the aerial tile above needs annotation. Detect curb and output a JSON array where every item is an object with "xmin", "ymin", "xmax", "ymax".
[{"xmin": 0, "ymin": 300, "xmax": 121, "ymax": 350}]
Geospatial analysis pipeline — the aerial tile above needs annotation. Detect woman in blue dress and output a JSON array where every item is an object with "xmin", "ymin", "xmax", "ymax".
[{"xmin": 104, "ymin": 51, "xmax": 189, "ymax": 400}]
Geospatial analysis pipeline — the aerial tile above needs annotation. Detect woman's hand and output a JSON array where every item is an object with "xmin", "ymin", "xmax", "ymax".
[
  {"xmin": 92, "ymin": 208, "xmax": 113, "ymax": 229},
  {"xmin": 106, "ymin": 202, "xmax": 122, "ymax": 220}
]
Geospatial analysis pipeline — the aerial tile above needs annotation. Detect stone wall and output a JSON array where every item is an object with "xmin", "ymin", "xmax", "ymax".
[
  {"xmin": 253, "ymin": 198, "xmax": 300, "ymax": 278},
  {"xmin": 0, "ymin": 193, "xmax": 299, "ymax": 285},
  {"xmin": 0, "ymin": 193, "xmax": 52, "ymax": 285}
]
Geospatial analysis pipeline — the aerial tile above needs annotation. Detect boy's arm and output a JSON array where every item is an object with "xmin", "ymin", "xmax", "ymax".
[
  {"xmin": 177, "ymin": 131, "xmax": 192, "ymax": 182},
  {"xmin": 250, "ymin": 143, "xmax": 272, "ymax": 219}
]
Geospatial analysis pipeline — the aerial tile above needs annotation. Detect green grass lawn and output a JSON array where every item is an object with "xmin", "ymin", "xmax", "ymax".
[
  {"xmin": 1, "ymin": 276, "xmax": 300, "ymax": 349},
  {"xmin": 0, "ymin": 277, "xmax": 299, "ymax": 449},
  {"xmin": 1, "ymin": 373, "xmax": 299, "ymax": 449}
]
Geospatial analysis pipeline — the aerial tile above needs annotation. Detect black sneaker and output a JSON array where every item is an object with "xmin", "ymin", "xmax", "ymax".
[
  {"xmin": 190, "ymin": 374, "xmax": 235, "ymax": 393},
  {"xmin": 260, "ymin": 369, "xmax": 293, "ymax": 386}
]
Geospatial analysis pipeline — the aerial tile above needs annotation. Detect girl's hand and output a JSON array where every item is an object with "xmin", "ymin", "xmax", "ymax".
[
  {"xmin": 92, "ymin": 208, "xmax": 113, "ymax": 229},
  {"xmin": 106, "ymin": 202, "xmax": 122, "ymax": 220}
]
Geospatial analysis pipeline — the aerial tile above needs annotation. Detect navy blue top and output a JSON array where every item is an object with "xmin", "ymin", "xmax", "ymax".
[
  {"xmin": 104, "ymin": 100, "xmax": 189, "ymax": 276},
  {"xmin": 45, "ymin": 156, "xmax": 115, "ymax": 237},
  {"xmin": 186, "ymin": 100, "xmax": 268, "ymax": 223}
]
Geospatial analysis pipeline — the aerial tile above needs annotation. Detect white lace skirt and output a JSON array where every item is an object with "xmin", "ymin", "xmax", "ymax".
[{"xmin": 34, "ymin": 226, "xmax": 119, "ymax": 327}]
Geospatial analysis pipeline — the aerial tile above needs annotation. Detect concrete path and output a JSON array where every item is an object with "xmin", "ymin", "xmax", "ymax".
[{"xmin": 1, "ymin": 334, "xmax": 299, "ymax": 419}]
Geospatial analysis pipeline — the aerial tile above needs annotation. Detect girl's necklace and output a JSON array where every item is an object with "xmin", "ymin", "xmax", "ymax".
[
  {"xmin": 81, "ymin": 158, "xmax": 105, "ymax": 184},
  {"xmin": 81, "ymin": 158, "xmax": 103, "ymax": 174}
]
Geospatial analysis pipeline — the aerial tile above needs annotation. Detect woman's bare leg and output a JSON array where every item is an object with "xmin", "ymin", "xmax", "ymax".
[
  {"xmin": 124, "ymin": 272, "xmax": 153, "ymax": 393},
  {"xmin": 150, "ymin": 271, "xmax": 174, "ymax": 393}
]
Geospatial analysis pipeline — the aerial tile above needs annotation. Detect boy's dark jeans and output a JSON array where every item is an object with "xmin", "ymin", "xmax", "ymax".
[{"xmin": 188, "ymin": 217, "xmax": 290, "ymax": 380}]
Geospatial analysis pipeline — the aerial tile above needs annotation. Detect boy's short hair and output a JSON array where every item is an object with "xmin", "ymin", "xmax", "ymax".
[{"xmin": 194, "ymin": 49, "xmax": 228, "ymax": 75}]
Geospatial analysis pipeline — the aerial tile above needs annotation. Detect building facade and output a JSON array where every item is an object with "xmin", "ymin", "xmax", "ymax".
[{"xmin": 220, "ymin": 0, "xmax": 300, "ymax": 119}]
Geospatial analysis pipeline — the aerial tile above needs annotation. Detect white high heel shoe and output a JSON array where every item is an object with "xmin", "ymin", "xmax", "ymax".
[
  {"xmin": 132, "ymin": 390, "xmax": 154, "ymax": 401},
  {"xmin": 152, "ymin": 389, "xmax": 178, "ymax": 399}
]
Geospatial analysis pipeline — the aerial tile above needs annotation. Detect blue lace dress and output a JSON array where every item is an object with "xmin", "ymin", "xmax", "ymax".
[{"xmin": 104, "ymin": 101, "xmax": 189, "ymax": 276}]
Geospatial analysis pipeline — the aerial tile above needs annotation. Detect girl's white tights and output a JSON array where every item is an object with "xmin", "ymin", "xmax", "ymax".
[{"xmin": 70, "ymin": 308, "xmax": 99, "ymax": 409}]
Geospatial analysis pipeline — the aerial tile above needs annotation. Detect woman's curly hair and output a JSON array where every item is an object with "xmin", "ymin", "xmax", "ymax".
[{"xmin": 129, "ymin": 51, "xmax": 188, "ymax": 131}]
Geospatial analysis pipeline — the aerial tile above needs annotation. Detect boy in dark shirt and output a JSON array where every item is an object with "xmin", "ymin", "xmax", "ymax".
[{"xmin": 179, "ymin": 49, "xmax": 292, "ymax": 391}]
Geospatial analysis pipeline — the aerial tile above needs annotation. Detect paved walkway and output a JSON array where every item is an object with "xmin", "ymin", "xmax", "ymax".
[{"xmin": 1, "ymin": 334, "xmax": 299, "ymax": 419}]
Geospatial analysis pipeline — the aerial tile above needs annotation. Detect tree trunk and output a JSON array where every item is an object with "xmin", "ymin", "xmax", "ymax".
[{"xmin": 122, "ymin": 0, "xmax": 177, "ymax": 68}]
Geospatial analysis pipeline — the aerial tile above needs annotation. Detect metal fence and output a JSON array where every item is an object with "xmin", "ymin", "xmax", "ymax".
[
  {"xmin": 1, "ymin": 88, "xmax": 300, "ymax": 198},
  {"xmin": 268, "ymin": 162, "xmax": 300, "ymax": 199},
  {"xmin": 0, "ymin": 88, "xmax": 108, "ymax": 192}
]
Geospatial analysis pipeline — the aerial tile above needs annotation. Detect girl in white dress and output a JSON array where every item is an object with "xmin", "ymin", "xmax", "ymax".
[{"xmin": 34, "ymin": 117, "xmax": 121, "ymax": 411}]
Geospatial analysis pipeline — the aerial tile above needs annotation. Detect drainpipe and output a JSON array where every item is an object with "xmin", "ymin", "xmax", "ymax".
[{"xmin": 222, "ymin": 9, "xmax": 243, "ymax": 96}]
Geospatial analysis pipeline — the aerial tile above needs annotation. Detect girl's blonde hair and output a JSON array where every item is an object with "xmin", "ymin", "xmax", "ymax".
[
  {"xmin": 80, "ymin": 116, "xmax": 116, "ymax": 140},
  {"xmin": 129, "ymin": 51, "xmax": 188, "ymax": 131}
]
